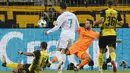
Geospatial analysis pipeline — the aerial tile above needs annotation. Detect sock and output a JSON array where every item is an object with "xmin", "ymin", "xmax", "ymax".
[
  {"xmin": 61, "ymin": 54, "xmax": 66, "ymax": 63},
  {"xmin": 58, "ymin": 54, "xmax": 66, "ymax": 70},
  {"xmin": 58, "ymin": 62, "xmax": 64, "ymax": 73},
  {"xmin": 6, "ymin": 63, "xmax": 18, "ymax": 68},
  {"xmin": 98, "ymin": 53, "xmax": 104, "ymax": 69},
  {"xmin": 110, "ymin": 52, "xmax": 116, "ymax": 61},
  {"xmin": 77, "ymin": 59, "xmax": 89, "ymax": 69},
  {"xmin": 55, "ymin": 51, "xmax": 62, "ymax": 61},
  {"xmin": 68, "ymin": 55, "xmax": 77, "ymax": 66},
  {"xmin": 51, "ymin": 56, "xmax": 58, "ymax": 63},
  {"xmin": 58, "ymin": 69, "xmax": 62, "ymax": 73}
]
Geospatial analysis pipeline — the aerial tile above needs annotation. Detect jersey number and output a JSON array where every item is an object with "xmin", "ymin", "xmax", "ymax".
[
  {"xmin": 106, "ymin": 16, "xmax": 117, "ymax": 26},
  {"xmin": 68, "ymin": 19, "xmax": 72, "ymax": 28}
]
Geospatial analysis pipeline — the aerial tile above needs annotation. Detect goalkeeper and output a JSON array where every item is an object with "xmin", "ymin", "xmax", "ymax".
[{"xmin": 66, "ymin": 19, "xmax": 99, "ymax": 72}]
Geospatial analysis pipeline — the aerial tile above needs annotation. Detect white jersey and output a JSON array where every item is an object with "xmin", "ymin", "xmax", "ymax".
[{"xmin": 47, "ymin": 11, "xmax": 79, "ymax": 39}]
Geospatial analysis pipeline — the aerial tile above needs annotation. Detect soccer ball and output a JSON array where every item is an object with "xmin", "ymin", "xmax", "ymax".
[{"xmin": 38, "ymin": 19, "xmax": 47, "ymax": 28}]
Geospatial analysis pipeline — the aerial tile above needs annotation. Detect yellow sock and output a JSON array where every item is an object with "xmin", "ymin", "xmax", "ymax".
[
  {"xmin": 98, "ymin": 53, "xmax": 104, "ymax": 69},
  {"xmin": 6, "ymin": 63, "xmax": 18, "ymax": 68},
  {"xmin": 110, "ymin": 52, "xmax": 116, "ymax": 61}
]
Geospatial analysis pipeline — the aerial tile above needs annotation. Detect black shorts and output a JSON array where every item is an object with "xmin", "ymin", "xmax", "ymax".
[
  {"xmin": 99, "ymin": 36, "xmax": 116, "ymax": 49},
  {"xmin": 18, "ymin": 64, "xmax": 35, "ymax": 73}
]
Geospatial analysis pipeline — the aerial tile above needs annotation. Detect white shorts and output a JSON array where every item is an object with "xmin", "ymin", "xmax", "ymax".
[{"xmin": 56, "ymin": 37, "xmax": 74, "ymax": 49}]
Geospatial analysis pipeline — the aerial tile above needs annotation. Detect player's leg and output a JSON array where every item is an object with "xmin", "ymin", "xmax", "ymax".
[
  {"xmin": 66, "ymin": 43, "xmax": 80, "ymax": 67},
  {"xmin": 57, "ymin": 49, "xmax": 66, "ymax": 70},
  {"xmin": 12, "ymin": 68, "xmax": 25, "ymax": 73},
  {"xmin": 66, "ymin": 48, "xmax": 78, "ymax": 73},
  {"xmin": 57, "ymin": 37, "xmax": 76, "ymax": 70},
  {"xmin": 57, "ymin": 39, "xmax": 70, "ymax": 70},
  {"xmin": 109, "ymin": 46, "xmax": 117, "ymax": 73},
  {"xmin": 108, "ymin": 36, "xmax": 117, "ymax": 73},
  {"xmin": 49, "ymin": 48, "xmax": 62, "ymax": 64},
  {"xmin": 59, "ymin": 38, "xmax": 73, "ymax": 64},
  {"xmin": 98, "ymin": 49, "xmax": 105, "ymax": 73},
  {"xmin": 12, "ymin": 64, "xmax": 31, "ymax": 73},
  {"xmin": 50, "ymin": 56, "xmax": 58, "ymax": 64},
  {"xmin": 55, "ymin": 37, "xmax": 69, "ymax": 70},
  {"xmin": 1, "ymin": 56, "xmax": 28, "ymax": 73},
  {"xmin": 109, "ymin": 46, "xmax": 116, "ymax": 62},
  {"xmin": 47, "ymin": 38, "xmax": 63, "ymax": 67},
  {"xmin": 98, "ymin": 36, "xmax": 107, "ymax": 73},
  {"xmin": 12, "ymin": 68, "xmax": 19, "ymax": 73},
  {"xmin": 1, "ymin": 55, "xmax": 23, "ymax": 69},
  {"xmin": 47, "ymin": 50, "xmax": 64, "ymax": 68},
  {"xmin": 74, "ymin": 51, "xmax": 91, "ymax": 72},
  {"xmin": 67, "ymin": 39, "xmax": 78, "ymax": 67}
]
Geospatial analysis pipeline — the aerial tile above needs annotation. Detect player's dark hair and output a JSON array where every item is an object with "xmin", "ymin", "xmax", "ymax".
[
  {"xmin": 87, "ymin": 19, "xmax": 93, "ymax": 25},
  {"xmin": 40, "ymin": 42, "xmax": 47, "ymax": 50},
  {"xmin": 107, "ymin": 0, "xmax": 113, "ymax": 6},
  {"xmin": 60, "ymin": 2, "xmax": 67, "ymax": 9}
]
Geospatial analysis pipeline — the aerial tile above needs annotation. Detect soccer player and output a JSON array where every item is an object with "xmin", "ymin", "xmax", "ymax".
[
  {"xmin": 2, "ymin": 42, "xmax": 48, "ymax": 73},
  {"xmin": 44, "ymin": 2, "xmax": 79, "ymax": 71},
  {"xmin": 94, "ymin": 1, "xmax": 123, "ymax": 73},
  {"xmin": 66, "ymin": 19, "xmax": 99, "ymax": 72}
]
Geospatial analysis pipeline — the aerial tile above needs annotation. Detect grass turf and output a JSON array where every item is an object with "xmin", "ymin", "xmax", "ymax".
[{"xmin": 0, "ymin": 70, "xmax": 130, "ymax": 73}]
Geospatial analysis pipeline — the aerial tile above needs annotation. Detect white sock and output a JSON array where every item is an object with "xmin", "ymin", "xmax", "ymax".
[
  {"xmin": 58, "ymin": 60, "xmax": 65, "ymax": 73},
  {"xmin": 61, "ymin": 54, "xmax": 66, "ymax": 63},
  {"xmin": 68, "ymin": 55, "xmax": 78, "ymax": 66},
  {"xmin": 58, "ymin": 69, "xmax": 62, "ymax": 73},
  {"xmin": 57, "ymin": 54, "xmax": 66, "ymax": 71},
  {"xmin": 55, "ymin": 51, "xmax": 62, "ymax": 61}
]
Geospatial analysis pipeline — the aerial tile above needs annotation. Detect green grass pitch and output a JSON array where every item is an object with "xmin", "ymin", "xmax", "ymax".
[{"xmin": 0, "ymin": 70, "xmax": 130, "ymax": 73}]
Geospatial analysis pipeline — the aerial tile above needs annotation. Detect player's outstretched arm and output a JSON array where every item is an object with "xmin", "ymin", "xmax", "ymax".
[
  {"xmin": 44, "ymin": 23, "xmax": 61, "ymax": 35},
  {"xmin": 94, "ymin": 17, "xmax": 104, "ymax": 25},
  {"xmin": 117, "ymin": 21, "xmax": 124, "ymax": 27},
  {"xmin": 44, "ymin": 15, "xmax": 64, "ymax": 35},
  {"xmin": 18, "ymin": 51, "xmax": 34, "ymax": 56}
]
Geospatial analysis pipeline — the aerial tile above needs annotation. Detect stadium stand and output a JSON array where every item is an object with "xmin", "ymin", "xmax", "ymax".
[{"xmin": 0, "ymin": 0, "xmax": 129, "ymax": 28}]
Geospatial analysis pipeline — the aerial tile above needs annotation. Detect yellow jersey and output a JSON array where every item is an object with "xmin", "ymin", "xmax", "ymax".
[
  {"xmin": 100, "ymin": 8, "xmax": 122, "ymax": 36},
  {"xmin": 28, "ymin": 50, "xmax": 48, "ymax": 73}
]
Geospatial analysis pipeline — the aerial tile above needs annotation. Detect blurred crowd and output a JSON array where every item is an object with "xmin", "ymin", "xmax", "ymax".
[{"xmin": 0, "ymin": 0, "xmax": 130, "ymax": 6}]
